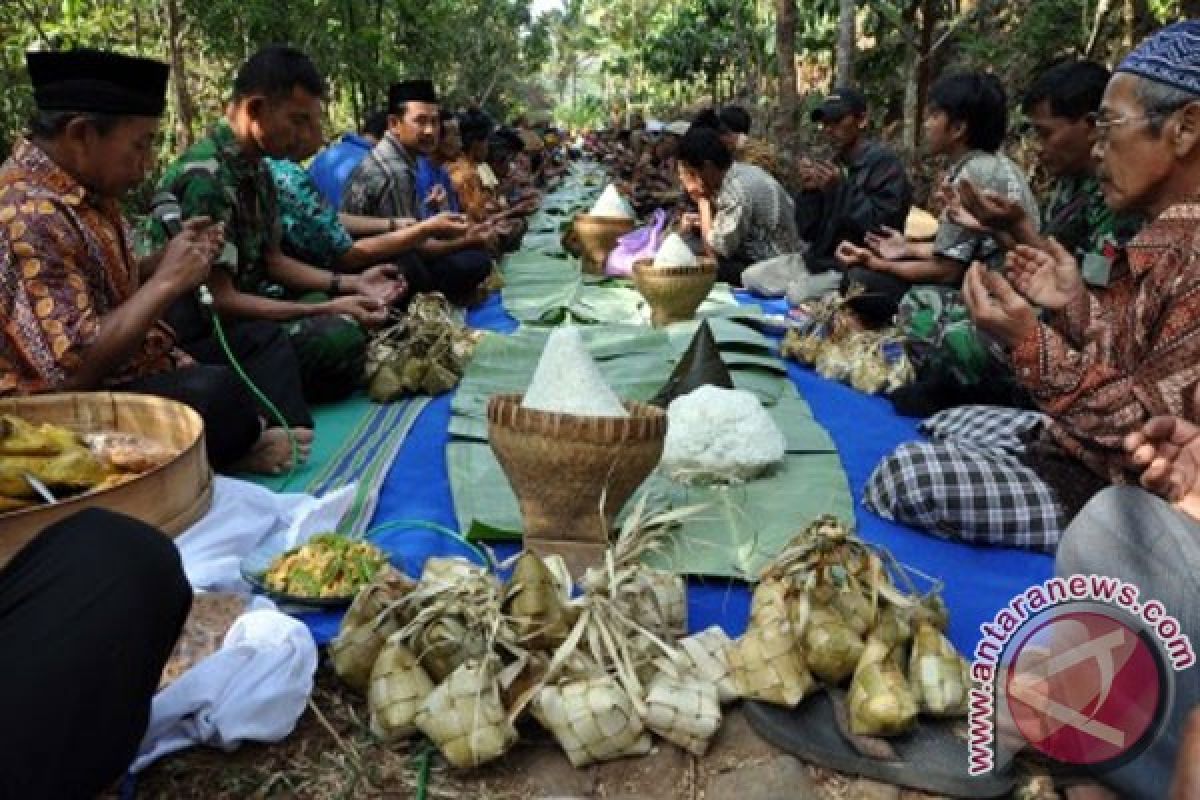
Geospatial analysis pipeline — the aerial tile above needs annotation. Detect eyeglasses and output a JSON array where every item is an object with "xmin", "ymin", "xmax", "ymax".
[{"xmin": 1087, "ymin": 108, "xmax": 1176, "ymax": 143}]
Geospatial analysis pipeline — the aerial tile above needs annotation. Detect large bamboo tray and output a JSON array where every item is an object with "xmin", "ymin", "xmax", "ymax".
[
  {"xmin": 571, "ymin": 214, "xmax": 636, "ymax": 275},
  {"xmin": 0, "ymin": 392, "xmax": 212, "ymax": 567}
]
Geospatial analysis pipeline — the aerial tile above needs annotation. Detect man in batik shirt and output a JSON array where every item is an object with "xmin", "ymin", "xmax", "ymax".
[
  {"xmin": 0, "ymin": 49, "xmax": 306, "ymax": 473},
  {"xmin": 865, "ymin": 22, "xmax": 1200, "ymax": 553}
]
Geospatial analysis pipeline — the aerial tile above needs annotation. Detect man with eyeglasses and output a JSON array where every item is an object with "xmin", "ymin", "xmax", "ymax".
[{"xmin": 864, "ymin": 21, "xmax": 1200, "ymax": 556}]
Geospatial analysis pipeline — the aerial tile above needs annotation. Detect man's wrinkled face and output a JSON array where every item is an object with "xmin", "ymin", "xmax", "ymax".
[
  {"xmin": 85, "ymin": 116, "xmax": 161, "ymax": 196},
  {"xmin": 1026, "ymin": 99, "xmax": 1095, "ymax": 178},
  {"xmin": 1092, "ymin": 73, "xmax": 1177, "ymax": 214},
  {"xmin": 250, "ymin": 86, "xmax": 324, "ymax": 159},
  {"xmin": 391, "ymin": 101, "xmax": 441, "ymax": 155}
]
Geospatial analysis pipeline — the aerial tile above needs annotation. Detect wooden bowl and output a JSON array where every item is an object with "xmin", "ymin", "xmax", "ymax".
[
  {"xmin": 632, "ymin": 258, "xmax": 718, "ymax": 327},
  {"xmin": 0, "ymin": 392, "xmax": 212, "ymax": 567},
  {"xmin": 487, "ymin": 394, "xmax": 666, "ymax": 577},
  {"xmin": 572, "ymin": 214, "xmax": 636, "ymax": 275}
]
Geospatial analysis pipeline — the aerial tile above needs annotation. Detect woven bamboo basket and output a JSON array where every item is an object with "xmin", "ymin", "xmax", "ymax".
[
  {"xmin": 632, "ymin": 258, "xmax": 717, "ymax": 327},
  {"xmin": 487, "ymin": 394, "xmax": 666, "ymax": 577},
  {"xmin": 0, "ymin": 392, "xmax": 211, "ymax": 567},
  {"xmin": 571, "ymin": 214, "xmax": 636, "ymax": 275}
]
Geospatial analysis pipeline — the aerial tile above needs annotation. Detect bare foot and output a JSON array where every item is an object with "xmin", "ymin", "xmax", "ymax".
[{"xmin": 232, "ymin": 427, "xmax": 314, "ymax": 475}]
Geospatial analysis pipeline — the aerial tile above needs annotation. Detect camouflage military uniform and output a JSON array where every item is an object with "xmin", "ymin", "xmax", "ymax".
[{"xmin": 152, "ymin": 120, "xmax": 365, "ymax": 402}]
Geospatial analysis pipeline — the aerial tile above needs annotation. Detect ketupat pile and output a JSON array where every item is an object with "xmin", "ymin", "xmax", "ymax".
[
  {"xmin": 331, "ymin": 495, "xmax": 736, "ymax": 768},
  {"xmin": 332, "ymin": 509, "xmax": 968, "ymax": 769},
  {"xmin": 365, "ymin": 293, "xmax": 483, "ymax": 401},
  {"xmin": 781, "ymin": 291, "xmax": 914, "ymax": 395},
  {"xmin": 736, "ymin": 515, "xmax": 970, "ymax": 736}
]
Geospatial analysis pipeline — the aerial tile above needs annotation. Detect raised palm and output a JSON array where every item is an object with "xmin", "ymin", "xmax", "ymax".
[
  {"xmin": 1127, "ymin": 414, "xmax": 1200, "ymax": 522},
  {"xmin": 1006, "ymin": 239, "xmax": 1083, "ymax": 311},
  {"xmin": 958, "ymin": 180, "xmax": 1026, "ymax": 231}
]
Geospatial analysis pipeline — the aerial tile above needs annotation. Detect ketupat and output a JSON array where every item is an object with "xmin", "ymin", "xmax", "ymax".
[
  {"xmin": 368, "ymin": 634, "xmax": 435, "ymax": 740},
  {"xmin": 804, "ymin": 605, "xmax": 866, "ymax": 685},
  {"xmin": 847, "ymin": 634, "xmax": 918, "ymax": 736},
  {"xmin": 533, "ymin": 675, "xmax": 652, "ymax": 767},
  {"xmin": 643, "ymin": 672, "xmax": 722, "ymax": 756},
  {"xmin": 505, "ymin": 551, "xmax": 573, "ymax": 649},
  {"xmin": 908, "ymin": 622, "xmax": 970, "ymax": 716},
  {"xmin": 415, "ymin": 657, "xmax": 518, "ymax": 768}
]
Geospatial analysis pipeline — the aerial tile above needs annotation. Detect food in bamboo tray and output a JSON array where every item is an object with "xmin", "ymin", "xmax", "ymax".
[
  {"xmin": 659, "ymin": 385, "xmax": 785, "ymax": 484},
  {"xmin": 0, "ymin": 414, "xmax": 175, "ymax": 511},
  {"xmin": 262, "ymin": 533, "xmax": 389, "ymax": 599},
  {"xmin": 653, "ymin": 232, "xmax": 698, "ymax": 267},
  {"xmin": 521, "ymin": 326, "xmax": 628, "ymax": 417},
  {"xmin": 365, "ymin": 293, "xmax": 482, "ymax": 401}
]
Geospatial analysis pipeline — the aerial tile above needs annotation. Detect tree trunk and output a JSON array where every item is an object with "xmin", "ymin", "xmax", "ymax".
[
  {"xmin": 900, "ymin": 0, "xmax": 920, "ymax": 153},
  {"xmin": 836, "ymin": 0, "xmax": 856, "ymax": 88},
  {"xmin": 915, "ymin": 0, "xmax": 935, "ymax": 149},
  {"xmin": 775, "ymin": 0, "xmax": 797, "ymax": 140},
  {"xmin": 163, "ymin": 0, "xmax": 195, "ymax": 149}
]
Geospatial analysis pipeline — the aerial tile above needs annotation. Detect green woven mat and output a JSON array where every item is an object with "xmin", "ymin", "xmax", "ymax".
[
  {"xmin": 243, "ymin": 392, "xmax": 430, "ymax": 534},
  {"xmin": 446, "ymin": 321, "xmax": 854, "ymax": 578}
]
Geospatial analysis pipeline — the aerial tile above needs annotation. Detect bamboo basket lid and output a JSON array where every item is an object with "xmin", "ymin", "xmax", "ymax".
[{"xmin": 0, "ymin": 392, "xmax": 212, "ymax": 567}]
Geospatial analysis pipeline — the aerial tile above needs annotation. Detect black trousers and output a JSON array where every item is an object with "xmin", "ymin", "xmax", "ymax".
[
  {"xmin": 165, "ymin": 297, "xmax": 314, "ymax": 423},
  {"xmin": 407, "ymin": 250, "xmax": 492, "ymax": 305},
  {"xmin": 0, "ymin": 509, "xmax": 192, "ymax": 799},
  {"xmin": 840, "ymin": 266, "xmax": 912, "ymax": 327}
]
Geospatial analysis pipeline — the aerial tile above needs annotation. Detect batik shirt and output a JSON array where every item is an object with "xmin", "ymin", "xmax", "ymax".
[
  {"xmin": 152, "ymin": 119, "xmax": 283, "ymax": 296},
  {"xmin": 267, "ymin": 157, "xmax": 353, "ymax": 268},
  {"xmin": 1011, "ymin": 198, "xmax": 1200, "ymax": 484},
  {"xmin": 340, "ymin": 133, "xmax": 423, "ymax": 273},
  {"xmin": 0, "ymin": 139, "xmax": 187, "ymax": 394},
  {"xmin": 1042, "ymin": 173, "xmax": 1140, "ymax": 287},
  {"xmin": 708, "ymin": 162, "xmax": 802, "ymax": 264}
]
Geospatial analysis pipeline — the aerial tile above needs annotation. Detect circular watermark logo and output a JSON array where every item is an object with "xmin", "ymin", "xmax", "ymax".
[{"xmin": 1001, "ymin": 604, "xmax": 1171, "ymax": 769}]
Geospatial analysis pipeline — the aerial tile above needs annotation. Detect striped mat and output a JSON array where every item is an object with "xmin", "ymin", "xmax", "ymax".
[{"xmin": 244, "ymin": 392, "xmax": 430, "ymax": 534}]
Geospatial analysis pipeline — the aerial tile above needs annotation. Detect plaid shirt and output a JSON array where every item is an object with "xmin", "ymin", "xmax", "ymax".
[
  {"xmin": 1011, "ymin": 198, "xmax": 1200, "ymax": 485},
  {"xmin": 0, "ymin": 139, "xmax": 188, "ymax": 394}
]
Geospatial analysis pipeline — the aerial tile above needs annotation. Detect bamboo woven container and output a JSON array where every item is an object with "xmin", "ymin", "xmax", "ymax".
[
  {"xmin": 0, "ymin": 392, "xmax": 211, "ymax": 567},
  {"xmin": 632, "ymin": 258, "xmax": 717, "ymax": 327},
  {"xmin": 487, "ymin": 394, "xmax": 666, "ymax": 577},
  {"xmin": 571, "ymin": 214, "xmax": 636, "ymax": 275}
]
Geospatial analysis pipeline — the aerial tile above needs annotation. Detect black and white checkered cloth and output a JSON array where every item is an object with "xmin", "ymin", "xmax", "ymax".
[{"xmin": 863, "ymin": 405, "xmax": 1067, "ymax": 552}]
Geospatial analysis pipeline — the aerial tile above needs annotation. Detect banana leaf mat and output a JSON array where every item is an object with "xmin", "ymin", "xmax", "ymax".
[
  {"xmin": 445, "ymin": 319, "xmax": 856, "ymax": 579},
  {"xmin": 241, "ymin": 392, "xmax": 430, "ymax": 536}
]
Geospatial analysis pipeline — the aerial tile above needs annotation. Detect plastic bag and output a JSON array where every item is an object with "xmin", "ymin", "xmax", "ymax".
[{"xmin": 605, "ymin": 209, "xmax": 668, "ymax": 277}]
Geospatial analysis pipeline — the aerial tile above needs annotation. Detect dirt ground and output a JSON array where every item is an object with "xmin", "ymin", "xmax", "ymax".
[{"xmin": 134, "ymin": 662, "xmax": 1059, "ymax": 800}]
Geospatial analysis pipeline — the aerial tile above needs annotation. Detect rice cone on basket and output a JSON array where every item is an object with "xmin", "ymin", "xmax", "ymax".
[
  {"xmin": 331, "ymin": 607, "xmax": 404, "ymax": 693},
  {"xmin": 804, "ymin": 605, "xmax": 866, "ymax": 685},
  {"xmin": 415, "ymin": 657, "xmax": 518, "ymax": 768},
  {"xmin": 847, "ymin": 634, "xmax": 918, "ymax": 736},
  {"xmin": 643, "ymin": 672, "xmax": 722, "ymax": 756},
  {"xmin": 909, "ymin": 622, "xmax": 970, "ymax": 716},
  {"xmin": 533, "ymin": 674, "xmax": 653, "ymax": 767},
  {"xmin": 368, "ymin": 633, "xmax": 435, "ymax": 740}
]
